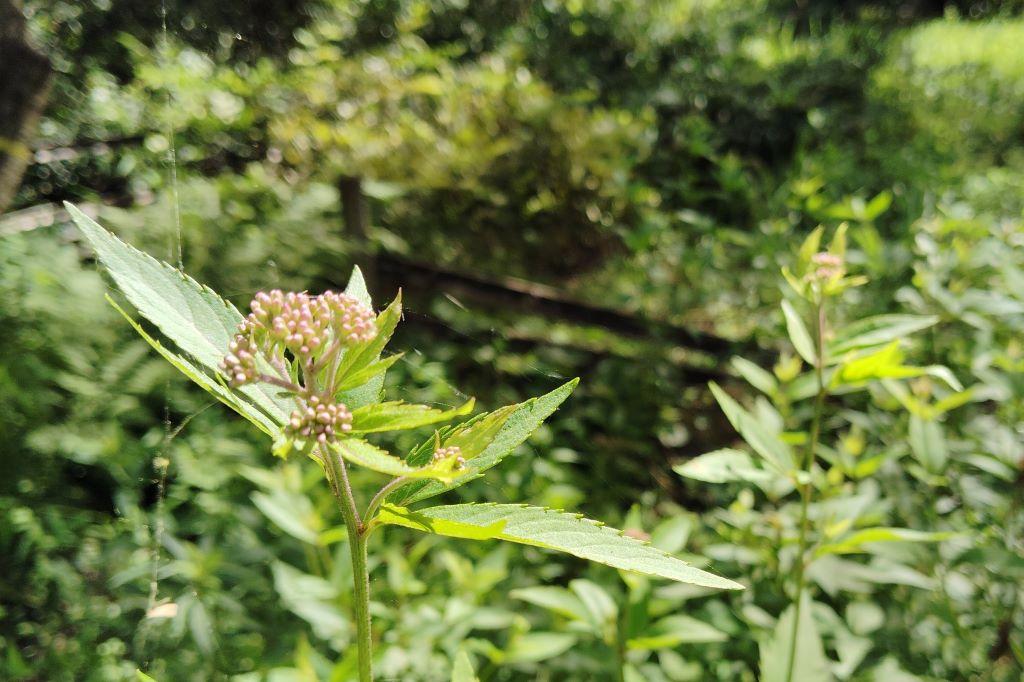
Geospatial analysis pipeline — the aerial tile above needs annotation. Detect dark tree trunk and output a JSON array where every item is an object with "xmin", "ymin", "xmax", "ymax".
[
  {"xmin": 338, "ymin": 174, "xmax": 376, "ymax": 293},
  {"xmin": 0, "ymin": 0, "xmax": 52, "ymax": 213}
]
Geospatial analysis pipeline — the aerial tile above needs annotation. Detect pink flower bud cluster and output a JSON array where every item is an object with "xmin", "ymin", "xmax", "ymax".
[
  {"xmin": 221, "ymin": 289, "xmax": 377, "ymax": 389},
  {"xmin": 252, "ymin": 290, "xmax": 331, "ymax": 356},
  {"xmin": 221, "ymin": 334, "xmax": 259, "ymax": 388},
  {"xmin": 322, "ymin": 291, "xmax": 378, "ymax": 345},
  {"xmin": 286, "ymin": 394, "xmax": 353, "ymax": 444},
  {"xmin": 432, "ymin": 445, "xmax": 466, "ymax": 469},
  {"xmin": 810, "ymin": 252, "xmax": 844, "ymax": 280}
]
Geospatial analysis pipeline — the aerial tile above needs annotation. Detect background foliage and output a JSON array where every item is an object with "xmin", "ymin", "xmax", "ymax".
[{"xmin": 3, "ymin": 0, "xmax": 1023, "ymax": 679}]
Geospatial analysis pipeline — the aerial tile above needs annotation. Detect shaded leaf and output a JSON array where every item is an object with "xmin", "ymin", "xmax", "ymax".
[
  {"xmin": 759, "ymin": 592, "xmax": 832, "ymax": 682},
  {"xmin": 782, "ymin": 299, "xmax": 816, "ymax": 365},
  {"xmin": 709, "ymin": 383, "xmax": 794, "ymax": 472},
  {"xmin": 627, "ymin": 615, "xmax": 727, "ymax": 650},
  {"xmin": 510, "ymin": 586, "xmax": 590, "ymax": 623},
  {"xmin": 908, "ymin": 415, "xmax": 948, "ymax": 474}
]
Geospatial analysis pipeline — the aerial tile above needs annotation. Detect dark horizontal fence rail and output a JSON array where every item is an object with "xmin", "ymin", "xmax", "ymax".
[{"xmin": 5, "ymin": 198, "xmax": 764, "ymax": 369}]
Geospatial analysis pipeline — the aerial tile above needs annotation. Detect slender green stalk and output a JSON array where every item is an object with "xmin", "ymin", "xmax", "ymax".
[
  {"xmin": 365, "ymin": 475, "xmax": 408, "ymax": 521},
  {"xmin": 784, "ymin": 300, "xmax": 827, "ymax": 682},
  {"xmin": 614, "ymin": 611, "xmax": 627, "ymax": 682},
  {"xmin": 324, "ymin": 448, "xmax": 374, "ymax": 682}
]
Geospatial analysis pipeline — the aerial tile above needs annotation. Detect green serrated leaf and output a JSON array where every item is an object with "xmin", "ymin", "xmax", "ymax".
[
  {"xmin": 107, "ymin": 296, "xmax": 279, "ymax": 436},
  {"xmin": 373, "ymin": 503, "xmax": 742, "ymax": 589},
  {"xmin": 393, "ymin": 379, "xmax": 578, "ymax": 505},
  {"xmin": 350, "ymin": 398, "xmax": 475, "ymax": 434},
  {"xmin": 406, "ymin": 405, "xmax": 519, "ymax": 468},
  {"xmin": 67, "ymin": 202, "xmax": 291, "ymax": 425},
  {"xmin": 334, "ymin": 438, "xmax": 470, "ymax": 482}
]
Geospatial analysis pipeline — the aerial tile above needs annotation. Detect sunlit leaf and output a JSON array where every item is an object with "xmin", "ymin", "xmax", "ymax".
[
  {"xmin": 373, "ymin": 503, "xmax": 743, "ymax": 589},
  {"xmin": 817, "ymin": 527, "xmax": 954, "ymax": 556},
  {"xmin": 393, "ymin": 379, "xmax": 578, "ymax": 505},
  {"xmin": 350, "ymin": 398, "xmax": 475, "ymax": 434},
  {"xmin": 333, "ymin": 438, "xmax": 471, "ymax": 481},
  {"xmin": 674, "ymin": 448, "xmax": 777, "ymax": 486},
  {"xmin": 828, "ymin": 314, "xmax": 939, "ymax": 357},
  {"xmin": 67, "ymin": 202, "xmax": 292, "ymax": 425}
]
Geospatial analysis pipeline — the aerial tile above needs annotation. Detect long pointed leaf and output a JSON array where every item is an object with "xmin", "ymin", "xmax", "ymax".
[
  {"xmin": 67, "ymin": 203, "xmax": 291, "ymax": 425},
  {"xmin": 373, "ymin": 503, "xmax": 742, "ymax": 590}
]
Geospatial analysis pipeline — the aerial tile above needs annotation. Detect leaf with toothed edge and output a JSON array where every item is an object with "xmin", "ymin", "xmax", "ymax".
[
  {"xmin": 392, "ymin": 379, "xmax": 579, "ymax": 506},
  {"xmin": 66, "ymin": 202, "xmax": 292, "ymax": 426},
  {"xmin": 330, "ymin": 292, "xmax": 401, "ymax": 390},
  {"xmin": 349, "ymin": 398, "xmax": 475, "ymax": 433},
  {"xmin": 332, "ymin": 438, "xmax": 474, "ymax": 481},
  {"xmin": 372, "ymin": 502, "xmax": 742, "ymax": 589},
  {"xmin": 107, "ymin": 296, "xmax": 279, "ymax": 436}
]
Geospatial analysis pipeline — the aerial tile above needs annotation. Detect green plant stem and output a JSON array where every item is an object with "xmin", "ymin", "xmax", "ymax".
[
  {"xmin": 365, "ymin": 475, "xmax": 408, "ymax": 521},
  {"xmin": 614, "ymin": 612, "xmax": 627, "ymax": 682},
  {"xmin": 324, "ymin": 448, "xmax": 373, "ymax": 682},
  {"xmin": 784, "ymin": 299, "xmax": 827, "ymax": 682}
]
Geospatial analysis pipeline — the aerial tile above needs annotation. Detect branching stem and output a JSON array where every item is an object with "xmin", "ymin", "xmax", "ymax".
[
  {"xmin": 254, "ymin": 373, "xmax": 302, "ymax": 393},
  {"xmin": 365, "ymin": 476, "xmax": 408, "ymax": 521}
]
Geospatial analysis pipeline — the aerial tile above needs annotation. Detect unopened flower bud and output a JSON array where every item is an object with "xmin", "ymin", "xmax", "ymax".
[
  {"xmin": 432, "ymin": 445, "xmax": 466, "ymax": 469},
  {"xmin": 322, "ymin": 291, "xmax": 377, "ymax": 345},
  {"xmin": 220, "ymin": 333, "xmax": 258, "ymax": 387},
  {"xmin": 809, "ymin": 251, "xmax": 844, "ymax": 280},
  {"xmin": 285, "ymin": 396, "xmax": 353, "ymax": 445}
]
